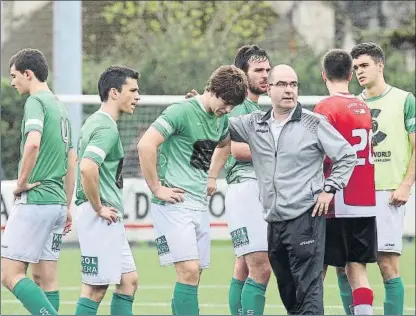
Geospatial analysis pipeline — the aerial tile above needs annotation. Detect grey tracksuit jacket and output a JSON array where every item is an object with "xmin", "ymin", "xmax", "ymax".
[{"xmin": 228, "ymin": 102, "xmax": 357, "ymax": 222}]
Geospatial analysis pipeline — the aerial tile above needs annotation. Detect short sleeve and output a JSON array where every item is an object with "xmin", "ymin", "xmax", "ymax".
[
  {"xmin": 152, "ymin": 103, "xmax": 185, "ymax": 139},
  {"xmin": 404, "ymin": 93, "xmax": 415, "ymax": 133},
  {"xmin": 83, "ymin": 127, "xmax": 118, "ymax": 166},
  {"xmin": 24, "ymin": 97, "xmax": 45, "ymax": 134},
  {"xmin": 219, "ymin": 115, "xmax": 230, "ymax": 142}
]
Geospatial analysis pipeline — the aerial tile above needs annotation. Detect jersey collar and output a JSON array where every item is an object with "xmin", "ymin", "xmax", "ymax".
[{"xmin": 97, "ymin": 110, "xmax": 117, "ymax": 125}]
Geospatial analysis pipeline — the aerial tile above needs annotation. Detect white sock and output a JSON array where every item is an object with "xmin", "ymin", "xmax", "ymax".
[{"xmin": 354, "ymin": 304, "xmax": 373, "ymax": 315}]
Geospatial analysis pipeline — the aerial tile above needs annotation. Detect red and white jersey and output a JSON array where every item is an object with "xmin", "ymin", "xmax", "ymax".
[{"xmin": 314, "ymin": 93, "xmax": 376, "ymax": 217}]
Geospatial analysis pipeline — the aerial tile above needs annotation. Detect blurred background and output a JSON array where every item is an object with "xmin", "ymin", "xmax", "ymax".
[{"xmin": 0, "ymin": 1, "xmax": 415, "ymax": 315}]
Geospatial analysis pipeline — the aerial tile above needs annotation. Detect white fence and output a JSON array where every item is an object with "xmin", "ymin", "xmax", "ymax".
[
  {"xmin": 1, "ymin": 179, "xmax": 415, "ymax": 242},
  {"xmin": 1, "ymin": 94, "xmax": 414, "ymax": 241}
]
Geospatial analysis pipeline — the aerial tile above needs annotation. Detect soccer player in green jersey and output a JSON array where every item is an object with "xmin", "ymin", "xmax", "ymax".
[
  {"xmin": 74, "ymin": 66, "xmax": 140, "ymax": 315},
  {"xmin": 333, "ymin": 42, "xmax": 415, "ymax": 315},
  {"xmin": 138, "ymin": 65, "xmax": 248, "ymax": 315},
  {"xmin": 186, "ymin": 46, "xmax": 272, "ymax": 315},
  {"xmin": 1, "ymin": 48, "xmax": 76, "ymax": 315},
  {"xmin": 213, "ymin": 45, "xmax": 272, "ymax": 315}
]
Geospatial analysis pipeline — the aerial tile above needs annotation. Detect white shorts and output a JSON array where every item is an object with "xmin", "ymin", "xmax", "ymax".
[
  {"xmin": 150, "ymin": 203, "xmax": 211, "ymax": 269},
  {"xmin": 376, "ymin": 191, "xmax": 406, "ymax": 254},
  {"xmin": 1, "ymin": 204, "xmax": 67, "ymax": 263},
  {"xmin": 76, "ymin": 202, "xmax": 137, "ymax": 285},
  {"xmin": 225, "ymin": 180, "xmax": 268, "ymax": 257}
]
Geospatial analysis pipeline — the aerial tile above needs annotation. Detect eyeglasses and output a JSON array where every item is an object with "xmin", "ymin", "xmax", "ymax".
[{"xmin": 268, "ymin": 81, "xmax": 299, "ymax": 89}]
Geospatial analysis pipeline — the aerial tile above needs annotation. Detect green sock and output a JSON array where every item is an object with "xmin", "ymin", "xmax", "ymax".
[
  {"xmin": 337, "ymin": 272, "xmax": 353, "ymax": 315},
  {"xmin": 229, "ymin": 277, "xmax": 245, "ymax": 315},
  {"xmin": 12, "ymin": 277, "xmax": 58, "ymax": 315},
  {"xmin": 173, "ymin": 282, "xmax": 199, "ymax": 315},
  {"xmin": 384, "ymin": 277, "xmax": 404, "ymax": 315},
  {"xmin": 171, "ymin": 298, "xmax": 176, "ymax": 315},
  {"xmin": 45, "ymin": 290, "xmax": 60, "ymax": 312},
  {"xmin": 111, "ymin": 293, "xmax": 134, "ymax": 315},
  {"xmin": 75, "ymin": 297, "xmax": 100, "ymax": 315},
  {"xmin": 241, "ymin": 277, "xmax": 267, "ymax": 315}
]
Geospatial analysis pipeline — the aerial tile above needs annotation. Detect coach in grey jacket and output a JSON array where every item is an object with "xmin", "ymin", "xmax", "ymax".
[{"xmin": 228, "ymin": 65, "xmax": 357, "ymax": 315}]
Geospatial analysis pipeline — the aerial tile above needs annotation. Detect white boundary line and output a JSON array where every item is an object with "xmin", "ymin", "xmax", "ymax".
[
  {"xmin": 1, "ymin": 284, "xmax": 415, "ymax": 291},
  {"xmin": 1, "ymin": 299, "xmax": 415, "ymax": 312}
]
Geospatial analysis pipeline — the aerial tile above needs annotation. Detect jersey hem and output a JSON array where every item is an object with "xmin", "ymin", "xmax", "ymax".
[
  {"xmin": 332, "ymin": 214, "xmax": 377, "ymax": 218},
  {"xmin": 227, "ymin": 177, "xmax": 257, "ymax": 185}
]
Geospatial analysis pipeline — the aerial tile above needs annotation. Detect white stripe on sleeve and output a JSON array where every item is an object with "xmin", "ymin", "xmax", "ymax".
[
  {"xmin": 25, "ymin": 119, "xmax": 43, "ymax": 128},
  {"xmin": 85, "ymin": 145, "xmax": 106, "ymax": 160},
  {"xmin": 155, "ymin": 117, "xmax": 173, "ymax": 135}
]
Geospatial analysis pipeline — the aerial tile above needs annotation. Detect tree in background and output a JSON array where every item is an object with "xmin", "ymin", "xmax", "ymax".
[{"xmin": 82, "ymin": 1, "xmax": 278, "ymax": 95}]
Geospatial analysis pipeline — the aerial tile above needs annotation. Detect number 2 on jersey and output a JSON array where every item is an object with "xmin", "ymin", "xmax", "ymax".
[{"xmin": 352, "ymin": 128, "xmax": 374, "ymax": 166}]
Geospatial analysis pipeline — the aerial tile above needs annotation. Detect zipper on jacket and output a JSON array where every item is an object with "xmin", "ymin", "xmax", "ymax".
[{"xmin": 266, "ymin": 122, "xmax": 278, "ymax": 217}]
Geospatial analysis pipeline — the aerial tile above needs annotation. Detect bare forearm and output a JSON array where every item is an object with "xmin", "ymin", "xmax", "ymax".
[
  {"xmin": 81, "ymin": 168, "xmax": 102, "ymax": 211},
  {"xmin": 231, "ymin": 142, "xmax": 251, "ymax": 161},
  {"xmin": 138, "ymin": 143, "xmax": 160, "ymax": 193},
  {"xmin": 402, "ymin": 150, "xmax": 415, "ymax": 187},
  {"xmin": 18, "ymin": 144, "xmax": 39, "ymax": 184},
  {"xmin": 208, "ymin": 143, "xmax": 230, "ymax": 179},
  {"xmin": 64, "ymin": 151, "xmax": 77, "ymax": 207}
]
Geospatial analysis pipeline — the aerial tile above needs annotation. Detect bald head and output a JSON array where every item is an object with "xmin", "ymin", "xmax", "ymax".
[
  {"xmin": 268, "ymin": 64, "xmax": 298, "ymax": 83},
  {"xmin": 267, "ymin": 64, "xmax": 299, "ymax": 111}
]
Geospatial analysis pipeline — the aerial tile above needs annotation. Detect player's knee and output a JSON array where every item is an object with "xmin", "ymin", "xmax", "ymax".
[
  {"xmin": 175, "ymin": 260, "xmax": 200, "ymax": 285},
  {"xmin": 81, "ymin": 284, "xmax": 108, "ymax": 302},
  {"xmin": 233, "ymin": 257, "xmax": 248, "ymax": 280},
  {"xmin": 130, "ymin": 272, "xmax": 138, "ymax": 290},
  {"xmin": 1, "ymin": 259, "xmax": 26, "ymax": 291},
  {"xmin": 117, "ymin": 271, "xmax": 139, "ymax": 296},
  {"xmin": 31, "ymin": 271, "xmax": 42, "ymax": 286},
  {"xmin": 378, "ymin": 255, "xmax": 400, "ymax": 281},
  {"xmin": 0, "ymin": 270, "xmax": 11, "ymax": 290},
  {"xmin": 31, "ymin": 270, "xmax": 57, "ymax": 291},
  {"xmin": 246, "ymin": 253, "xmax": 272, "ymax": 284}
]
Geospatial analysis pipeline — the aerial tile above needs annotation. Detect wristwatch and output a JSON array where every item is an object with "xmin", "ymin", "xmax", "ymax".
[{"xmin": 323, "ymin": 185, "xmax": 337, "ymax": 194}]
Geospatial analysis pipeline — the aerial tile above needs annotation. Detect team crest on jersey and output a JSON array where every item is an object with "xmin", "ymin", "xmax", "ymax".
[
  {"xmin": 81, "ymin": 256, "xmax": 99, "ymax": 275},
  {"xmin": 51, "ymin": 233, "xmax": 62, "ymax": 252},
  {"xmin": 370, "ymin": 109, "xmax": 387, "ymax": 146},
  {"xmin": 155, "ymin": 235, "xmax": 170, "ymax": 256},
  {"xmin": 230, "ymin": 227, "xmax": 250, "ymax": 248}
]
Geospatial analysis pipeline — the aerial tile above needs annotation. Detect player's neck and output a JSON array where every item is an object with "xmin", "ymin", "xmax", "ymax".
[
  {"xmin": 326, "ymin": 81, "xmax": 350, "ymax": 96},
  {"xmin": 272, "ymin": 106, "xmax": 292, "ymax": 122},
  {"xmin": 100, "ymin": 103, "xmax": 119, "ymax": 122},
  {"xmin": 29, "ymin": 82, "xmax": 50, "ymax": 95},
  {"xmin": 200, "ymin": 92, "xmax": 213, "ymax": 113},
  {"xmin": 247, "ymin": 90, "xmax": 260, "ymax": 103},
  {"xmin": 364, "ymin": 79, "xmax": 388, "ymax": 98}
]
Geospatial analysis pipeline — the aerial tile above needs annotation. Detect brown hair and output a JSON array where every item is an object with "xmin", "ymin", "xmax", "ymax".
[
  {"xmin": 205, "ymin": 65, "xmax": 248, "ymax": 107},
  {"xmin": 350, "ymin": 42, "xmax": 385, "ymax": 64}
]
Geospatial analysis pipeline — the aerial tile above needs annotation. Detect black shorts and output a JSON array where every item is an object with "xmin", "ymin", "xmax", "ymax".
[{"xmin": 324, "ymin": 216, "xmax": 377, "ymax": 267}]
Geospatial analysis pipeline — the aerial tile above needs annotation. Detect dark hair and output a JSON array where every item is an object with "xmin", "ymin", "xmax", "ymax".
[
  {"xmin": 98, "ymin": 66, "xmax": 140, "ymax": 102},
  {"xmin": 350, "ymin": 42, "xmax": 385, "ymax": 64},
  {"xmin": 322, "ymin": 49, "xmax": 353, "ymax": 81},
  {"xmin": 205, "ymin": 65, "xmax": 248, "ymax": 107},
  {"xmin": 9, "ymin": 48, "xmax": 48, "ymax": 82},
  {"xmin": 234, "ymin": 45, "xmax": 270, "ymax": 73}
]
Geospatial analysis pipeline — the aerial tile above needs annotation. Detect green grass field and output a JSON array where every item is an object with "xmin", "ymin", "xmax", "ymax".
[{"xmin": 1, "ymin": 240, "xmax": 415, "ymax": 315}]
